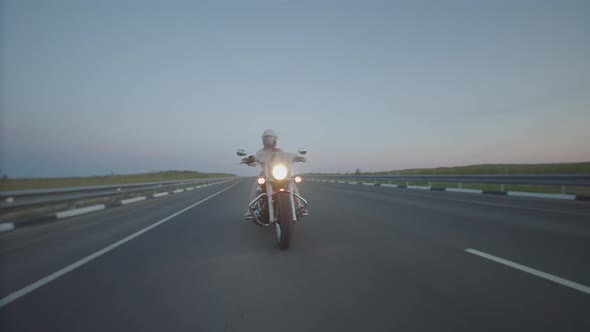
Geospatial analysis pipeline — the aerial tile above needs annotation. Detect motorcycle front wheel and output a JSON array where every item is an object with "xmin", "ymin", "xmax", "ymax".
[{"xmin": 275, "ymin": 192, "xmax": 294, "ymax": 250}]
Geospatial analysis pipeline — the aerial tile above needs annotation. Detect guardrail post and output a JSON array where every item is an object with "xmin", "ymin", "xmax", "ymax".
[
  {"xmin": 501, "ymin": 184, "xmax": 505, "ymax": 192},
  {"xmin": 428, "ymin": 181, "xmax": 432, "ymax": 187},
  {"xmin": 562, "ymin": 185, "xmax": 566, "ymax": 194},
  {"xmin": 458, "ymin": 183, "xmax": 462, "ymax": 189}
]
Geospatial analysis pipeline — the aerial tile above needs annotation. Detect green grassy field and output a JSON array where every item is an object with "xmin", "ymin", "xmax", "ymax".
[{"xmin": 0, "ymin": 171, "xmax": 235, "ymax": 191}]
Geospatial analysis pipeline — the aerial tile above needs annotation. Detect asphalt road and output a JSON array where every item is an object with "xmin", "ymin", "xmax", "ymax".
[{"xmin": 1, "ymin": 179, "xmax": 589, "ymax": 331}]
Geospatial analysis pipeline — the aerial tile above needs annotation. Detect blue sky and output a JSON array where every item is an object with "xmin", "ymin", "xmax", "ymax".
[{"xmin": 1, "ymin": 0, "xmax": 589, "ymax": 177}]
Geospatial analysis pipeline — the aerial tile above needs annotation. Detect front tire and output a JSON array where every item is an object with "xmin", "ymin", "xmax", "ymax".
[{"xmin": 276, "ymin": 192, "xmax": 294, "ymax": 250}]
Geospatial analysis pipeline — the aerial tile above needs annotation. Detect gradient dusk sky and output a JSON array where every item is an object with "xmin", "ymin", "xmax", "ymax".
[{"xmin": 1, "ymin": 0, "xmax": 589, "ymax": 177}]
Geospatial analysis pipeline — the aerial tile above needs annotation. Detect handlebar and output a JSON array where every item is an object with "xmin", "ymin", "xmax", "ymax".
[{"xmin": 239, "ymin": 156, "xmax": 306, "ymax": 165}]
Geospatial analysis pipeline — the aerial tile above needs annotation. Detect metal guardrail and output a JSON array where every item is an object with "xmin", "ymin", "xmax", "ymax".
[
  {"xmin": 0, "ymin": 177, "xmax": 238, "ymax": 208},
  {"xmin": 303, "ymin": 174, "xmax": 590, "ymax": 186}
]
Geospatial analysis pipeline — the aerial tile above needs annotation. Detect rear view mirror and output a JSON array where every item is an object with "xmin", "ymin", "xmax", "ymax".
[
  {"xmin": 298, "ymin": 148, "xmax": 308, "ymax": 155},
  {"xmin": 236, "ymin": 149, "xmax": 247, "ymax": 156}
]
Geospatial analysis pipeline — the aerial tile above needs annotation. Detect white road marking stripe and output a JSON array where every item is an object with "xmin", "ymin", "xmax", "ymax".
[
  {"xmin": 0, "ymin": 181, "xmax": 241, "ymax": 308},
  {"xmin": 56, "ymin": 205, "xmax": 106, "ymax": 219},
  {"xmin": 407, "ymin": 185, "xmax": 430, "ymax": 190},
  {"xmin": 380, "ymin": 184, "xmax": 398, "ymax": 188},
  {"xmin": 186, "ymin": 187, "xmax": 194, "ymax": 190},
  {"xmin": 120, "ymin": 197, "xmax": 146, "ymax": 205},
  {"xmin": 446, "ymin": 188, "xmax": 483, "ymax": 194},
  {"xmin": 0, "ymin": 223, "xmax": 15, "ymax": 232},
  {"xmin": 465, "ymin": 248, "xmax": 590, "ymax": 295},
  {"xmin": 507, "ymin": 191, "xmax": 575, "ymax": 200},
  {"xmin": 153, "ymin": 192, "xmax": 169, "ymax": 198},
  {"xmin": 173, "ymin": 189, "xmax": 184, "ymax": 194}
]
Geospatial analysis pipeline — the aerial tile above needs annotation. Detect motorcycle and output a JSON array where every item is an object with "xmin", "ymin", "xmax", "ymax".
[{"xmin": 237, "ymin": 148, "xmax": 309, "ymax": 250}]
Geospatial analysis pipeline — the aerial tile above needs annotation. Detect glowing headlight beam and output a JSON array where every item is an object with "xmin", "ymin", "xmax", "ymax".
[{"xmin": 272, "ymin": 165, "xmax": 288, "ymax": 180}]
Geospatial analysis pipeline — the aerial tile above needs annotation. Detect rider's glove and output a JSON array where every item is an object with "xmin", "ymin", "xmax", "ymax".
[
  {"xmin": 295, "ymin": 156, "xmax": 306, "ymax": 162},
  {"xmin": 243, "ymin": 155, "xmax": 256, "ymax": 164}
]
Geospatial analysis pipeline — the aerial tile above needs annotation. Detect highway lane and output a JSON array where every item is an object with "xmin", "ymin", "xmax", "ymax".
[
  {"xmin": 1, "ymin": 179, "xmax": 589, "ymax": 331},
  {"xmin": 312, "ymin": 182, "xmax": 590, "ymax": 285},
  {"xmin": 0, "ymin": 180, "xmax": 243, "ymax": 297}
]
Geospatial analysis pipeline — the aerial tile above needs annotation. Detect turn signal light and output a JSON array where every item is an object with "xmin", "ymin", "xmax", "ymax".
[
  {"xmin": 257, "ymin": 177, "xmax": 266, "ymax": 185},
  {"xmin": 294, "ymin": 176, "xmax": 302, "ymax": 183}
]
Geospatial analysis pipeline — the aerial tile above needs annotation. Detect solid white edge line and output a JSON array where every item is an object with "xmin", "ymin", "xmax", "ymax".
[
  {"xmin": 0, "ymin": 181, "xmax": 241, "ymax": 308},
  {"xmin": 56, "ymin": 205, "xmax": 106, "ymax": 219},
  {"xmin": 465, "ymin": 248, "xmax": 590, "ymax": 295},
  {"xmin": 120, "ymin": 197, "xmax": 146, "ymax": 205},
  {"xmin": 0, "ymin": 223, "xmax": 15, "ymax": 232}
]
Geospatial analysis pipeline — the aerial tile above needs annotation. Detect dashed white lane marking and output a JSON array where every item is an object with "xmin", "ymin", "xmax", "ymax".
[
  {"xmin": 0, "ymin": 181, "xmax": 241, "ymax": 308},
  {"xmin": 465, "ymin": 248, "xmax": 590, "ymax": 295}
]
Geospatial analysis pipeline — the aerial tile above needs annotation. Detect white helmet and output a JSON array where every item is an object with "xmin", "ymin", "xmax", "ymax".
[
  {"xmin": 261, "ymin": 129, "xmax": 278, "ymax": 148},
  {"xmin": 261, "ymin": 129, "xmax": 278, "ymax": 139}
]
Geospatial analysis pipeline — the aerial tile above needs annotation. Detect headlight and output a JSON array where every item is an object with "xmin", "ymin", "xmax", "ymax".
[{"xmin": 272, "ymin": 165, "xmax": 288, "ymax": 180}]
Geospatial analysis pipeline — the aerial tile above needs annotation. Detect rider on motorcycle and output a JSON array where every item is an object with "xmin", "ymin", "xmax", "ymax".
[{"xmin": 243, "ymin": 129, "xmax": 305, "ymax": 219}]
